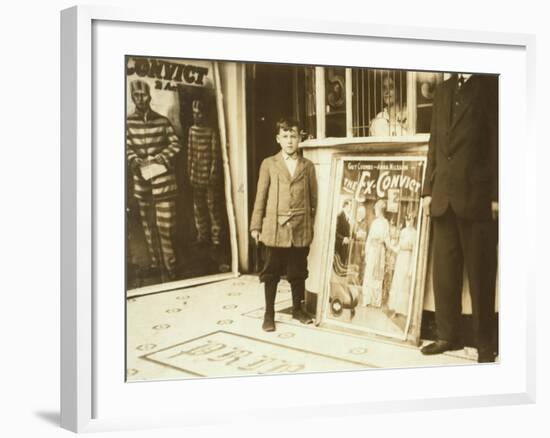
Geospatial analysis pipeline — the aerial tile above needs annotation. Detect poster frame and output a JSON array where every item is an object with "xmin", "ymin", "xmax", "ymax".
[{"xmin": 316, "ymin": 153, "xmax": 430, "ymax": 345}]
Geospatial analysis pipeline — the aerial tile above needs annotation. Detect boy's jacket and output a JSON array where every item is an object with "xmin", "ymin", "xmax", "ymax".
[{"xmin": 250, "ymin": 152, "xmax": 318, "ymax": 247}]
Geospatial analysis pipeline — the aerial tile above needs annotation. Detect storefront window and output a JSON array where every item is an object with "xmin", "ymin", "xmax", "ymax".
[
  {"xmin": 325, "ymin": 67, "xmax": 347, "ymax": 137},
  {"xmin": 352, "ymin": 68, "xmax": 408, "ymax": 137},
  {"xmin": 415, "ymin": 71, "xmax": 444, "ymax": 133},
  {"xmin": 304, "ymin": 67, "xmax": 317, "ymax": 140},
  {"xmin": 294, "ymin": 66, "xmax": 317, "ymax": 140}
]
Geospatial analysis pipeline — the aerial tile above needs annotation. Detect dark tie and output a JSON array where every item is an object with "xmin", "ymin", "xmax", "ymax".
[
  {"xmin": 457, "ymin": 74, "xmax": 465, "ymax": 89},
  {"xmin": 451, "ymin": 75, "xmax": 465, "ymax": 121}
]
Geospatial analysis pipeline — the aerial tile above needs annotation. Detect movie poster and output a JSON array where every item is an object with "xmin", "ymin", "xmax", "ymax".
[
  {"xmin": 319, "ymin": 156, "xmax": 428, "ymax": 341},
  {"xmin": 125, "ymin": 56, "xmax": 234, "ymax": 294}
]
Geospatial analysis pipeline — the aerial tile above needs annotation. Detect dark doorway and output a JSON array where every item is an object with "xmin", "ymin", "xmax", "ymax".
[{"xmin": 246, "ymin": 63, "xmax": 296, "ymax": 273}]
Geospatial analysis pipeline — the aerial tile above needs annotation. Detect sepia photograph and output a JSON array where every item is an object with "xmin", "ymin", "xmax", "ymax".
[{"xmin": 125, "ymin": 56, "xmax": 499, "ymax": 381}]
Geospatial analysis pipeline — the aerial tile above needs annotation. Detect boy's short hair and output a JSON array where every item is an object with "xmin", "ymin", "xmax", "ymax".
[{"xmin": 275, "ymin": 117, "xmax": 301, "ymax": 133}]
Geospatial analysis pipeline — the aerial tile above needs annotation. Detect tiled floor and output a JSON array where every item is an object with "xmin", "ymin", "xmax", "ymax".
[{"xmin": 127, "ymin": 275, "xmax": 480, "ymax": 382}]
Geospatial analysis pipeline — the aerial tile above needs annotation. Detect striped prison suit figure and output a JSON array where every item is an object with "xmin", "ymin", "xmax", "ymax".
[
  {"xmin": 187, "ymin": 99, "xmax": 223, "ymax": 247},
  {"xmin": 126, "ymin": 80, "xmax": 181, "ymax": 279}
]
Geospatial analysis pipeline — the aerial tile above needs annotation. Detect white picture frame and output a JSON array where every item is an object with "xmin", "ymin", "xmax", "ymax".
[{"xmin": 61, "ymin": 5, "xmax": 536, "ymax": 433}]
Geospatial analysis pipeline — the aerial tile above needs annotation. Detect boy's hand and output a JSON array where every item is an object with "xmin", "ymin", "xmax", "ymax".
[{"xmin": 251, "ymin": 230, "xmax": 260, "ymax": 245}]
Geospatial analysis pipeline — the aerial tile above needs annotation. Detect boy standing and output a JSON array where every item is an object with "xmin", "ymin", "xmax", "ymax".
[{"xmin": 250, "ymin": 118, "xmax": 318, "ymax": 332}]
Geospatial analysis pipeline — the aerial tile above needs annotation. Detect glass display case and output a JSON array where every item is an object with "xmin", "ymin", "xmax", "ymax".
[{"xmin": 300, "ymin": 66, "xmax": 444, "ymax": 143}]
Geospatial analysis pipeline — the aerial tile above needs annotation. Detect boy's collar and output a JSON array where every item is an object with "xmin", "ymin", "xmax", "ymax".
[{"xmin": 281, "ymin": 151, "xmax": 299, "ymax": 160}]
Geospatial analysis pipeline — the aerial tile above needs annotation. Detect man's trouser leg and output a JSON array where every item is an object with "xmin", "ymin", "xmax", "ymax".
[
  {"xmin": 458, "ymin": 215, "xmax": 498, "ymax": 357},
  {"xmin": 432, "ymin": 207, "xmax": 464, "ymax": 344}
]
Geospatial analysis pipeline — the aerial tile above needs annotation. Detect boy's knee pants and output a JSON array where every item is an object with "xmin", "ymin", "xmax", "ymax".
[
  {"xmin": 261, "ymin": 246, "xmax": 309, "ymax": 314},
  {"xmin": 259, "ymin": 246, "xmax": 310, "ymax": 284}
]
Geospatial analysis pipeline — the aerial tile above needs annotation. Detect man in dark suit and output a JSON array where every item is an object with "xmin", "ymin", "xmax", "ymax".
[
  {"xmin": 421, "ymin": 73, "xmax": 499, "ymax": 363},
  {"xmin": 335, "ymin": 199, "xmax": 352, "ymax": 265}
]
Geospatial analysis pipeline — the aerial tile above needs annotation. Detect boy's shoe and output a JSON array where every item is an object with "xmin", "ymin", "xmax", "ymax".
[
  {"xmin": 262, "ymin": 315, "xmax": 276, "ymax": 332},
  {"xmin": 292, "ymin": 309, "xmax": 313, "ymax": 325}
]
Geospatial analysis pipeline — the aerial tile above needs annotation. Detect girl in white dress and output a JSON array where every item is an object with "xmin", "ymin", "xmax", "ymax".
[
  {"xmin": 388, "ymin": 215, "xmax": 417, "ymax": 316},
  {"xmin": 361, "ymin": 200, "xmax": 393, "ymax": 307}
]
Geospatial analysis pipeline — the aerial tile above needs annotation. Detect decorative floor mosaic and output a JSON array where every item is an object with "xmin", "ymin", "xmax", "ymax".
[
  {"xmin": 127, "ymin": 275, "xmax": 478, "ymax": 382},
  {"xmin": 141, "ymin": 330, "xmax": 376, "ymax": 377}
]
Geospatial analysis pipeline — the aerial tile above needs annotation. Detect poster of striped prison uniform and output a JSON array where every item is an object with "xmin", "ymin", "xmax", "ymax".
[
  {"xmin": 187, "ymin": 125, "xmax": 223, "ymax": 245},
  {"xmin": 126, "ymin": 110, "xmax": 182, "ymax": 274}
]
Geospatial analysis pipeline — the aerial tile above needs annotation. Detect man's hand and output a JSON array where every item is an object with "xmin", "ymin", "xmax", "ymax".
[
  {"xmin": 152, "ymin": 155, "xmax": 166, "ymax": 165},
  {"xmin": 422, "ymin": 196, "xmax": 432, "ymax": 215},
  {"xmin": 491, "ymin": 201, "xmax": 499, "ymax": 221},
  {"xmin": 251, "ymin": 230, "xmax": 260, "ymax": 245},
  {"xmin": 131, "ymin": 157, "xmax": 144, "ymax": 171},
  {"xmin": 343, "ymin": 237, "xmax": 350, "ymax": 245}
]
